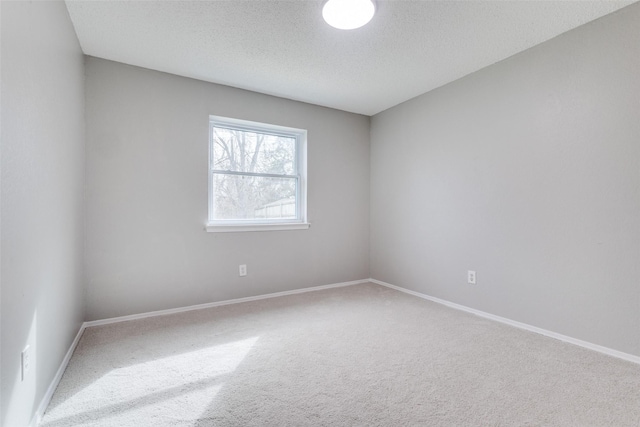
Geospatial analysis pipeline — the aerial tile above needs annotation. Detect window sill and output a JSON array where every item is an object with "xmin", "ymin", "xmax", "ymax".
[{"xmin": 206, "ymin": 222, "xmax": 311, "ymax": 233}]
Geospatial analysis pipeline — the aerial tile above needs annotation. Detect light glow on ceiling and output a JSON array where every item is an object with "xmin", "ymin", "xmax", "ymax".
[{"xmin": 322, "ymin": 0, "xmax": 376, "ymax": 30}]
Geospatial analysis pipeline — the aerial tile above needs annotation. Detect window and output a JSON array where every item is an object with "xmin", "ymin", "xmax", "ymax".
[{"xmin": 207, "ymin": 116, "xmax": 308, "ymax": 232}]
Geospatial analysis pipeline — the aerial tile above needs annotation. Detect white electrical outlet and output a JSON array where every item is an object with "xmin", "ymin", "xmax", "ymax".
[
  {"xmin": 239, "ymin": 264, "xmax": 247, "ymax": 277},
  {"xmin": 467, "ymin": 270, "xmax": 476, "ymax": 284},
  {"xmin": 21, "ymin": 345, "xmax": 31, "ymax": 381}
]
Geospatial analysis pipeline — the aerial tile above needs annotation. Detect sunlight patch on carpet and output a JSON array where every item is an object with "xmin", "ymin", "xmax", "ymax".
[{"xmin": 41, "ymin": 337, "xmax": 259, "ymax": 426}]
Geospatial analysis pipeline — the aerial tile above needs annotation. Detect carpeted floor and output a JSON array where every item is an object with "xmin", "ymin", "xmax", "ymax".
[{"xmin": 40, "ymin": 283, "xmax": 640, "ymax": 426}]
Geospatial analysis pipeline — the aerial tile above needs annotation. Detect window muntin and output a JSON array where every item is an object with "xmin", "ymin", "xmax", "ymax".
[{"xmin": 208, "ymin": 116, "xmax": 307, "ymax": 227}]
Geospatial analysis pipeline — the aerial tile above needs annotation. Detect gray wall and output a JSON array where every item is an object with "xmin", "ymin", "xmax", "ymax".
[
  {"xmin": 370, "ymin": 3, "xmax": 640, "ymax": 357},
  {"xmin": 1, "ymin": 2, "xmax": 85, "ymax": 426},
  {"xmin": 84, "ymin": 58, "xmax": 370, "ymax": 321}
]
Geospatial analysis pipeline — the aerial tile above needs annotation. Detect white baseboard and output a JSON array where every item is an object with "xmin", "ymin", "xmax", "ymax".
[
  {"xmin": 85, "ymin": 279, "xmax": 370, "ymax": 327},
  {"xmin": 37, "ymin": 277, "xmax": 637, "ymax": 427},
  {"xmin": 30, "ymin": 323, "xmax": 86, "ymax": 427},
  {"xmin": 370, "ymin": 278, "xmax": 640, "ymax": 366}
]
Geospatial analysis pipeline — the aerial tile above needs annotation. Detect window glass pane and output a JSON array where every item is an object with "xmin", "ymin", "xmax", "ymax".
[
  {"xmin": 213, "ymin": 173, "xmax": 297, "ymax": 220},
  {"xmin": 212, "ymin": 127, "xmax": 295, "ymax": 175}
]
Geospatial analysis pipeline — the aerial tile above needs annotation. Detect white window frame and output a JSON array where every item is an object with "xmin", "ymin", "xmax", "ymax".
[{"xmin": 206, "ymin": 115, "xmax": 309, "ymax": 233}]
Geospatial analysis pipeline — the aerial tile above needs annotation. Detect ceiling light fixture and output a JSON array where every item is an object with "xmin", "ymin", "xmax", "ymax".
[{"xmin": 322, "ymin": 0, "xmax": 376, "ymax": 30}]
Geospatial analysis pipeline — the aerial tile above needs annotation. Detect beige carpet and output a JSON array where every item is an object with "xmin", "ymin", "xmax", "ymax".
[{"xmin": 40, "ymin": 283, "xmax": 640, "ymax": 426}]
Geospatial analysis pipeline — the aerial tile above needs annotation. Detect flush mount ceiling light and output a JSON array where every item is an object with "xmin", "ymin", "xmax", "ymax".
[{"xmin": 322, "ymin": 0, "xmax": 376, "ymax": 30}]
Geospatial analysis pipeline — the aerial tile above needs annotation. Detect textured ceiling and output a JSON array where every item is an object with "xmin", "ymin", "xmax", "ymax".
[{"xmin": 65, "ymin": 0, "xmax": 636, "ymax": 116}]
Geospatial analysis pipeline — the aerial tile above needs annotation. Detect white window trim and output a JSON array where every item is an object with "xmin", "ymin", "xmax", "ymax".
[
  {"xmin": 206, "ymin": 115, "xmax": 308, "ymax": 233},
  {"xmin": 206, "ymin": 223, "xmax": 311, "ymax": 233}
]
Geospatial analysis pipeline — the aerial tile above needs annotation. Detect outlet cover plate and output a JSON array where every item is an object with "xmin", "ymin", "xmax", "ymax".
[
  {"xmin": 21, "ymin": 345, "xmax": 31, "ymax": 381},
  {"xmin": 468, "ymin": 270, "xmax": 476, "ymax": 284}
]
